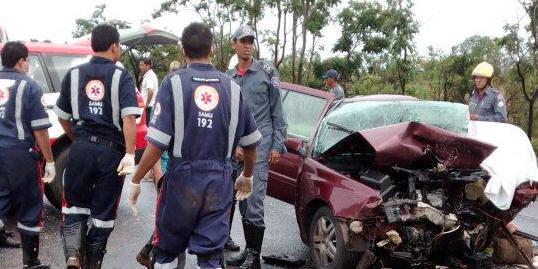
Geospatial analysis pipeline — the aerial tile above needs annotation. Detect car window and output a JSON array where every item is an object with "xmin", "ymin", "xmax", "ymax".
[
  {"xmin": 27, "ymin": 54, "xmax": 51, "ymax": 93},
  {"xmin": 44, "ymin": 54, "xmax": 91, "ymax": 91},
  {"xmin": 281, "ymin": 89, "xmax": 327, "ymax": 140},
  {"xmin": 313, "ymin": 101, "xmax": 470, "ymax": 156}
]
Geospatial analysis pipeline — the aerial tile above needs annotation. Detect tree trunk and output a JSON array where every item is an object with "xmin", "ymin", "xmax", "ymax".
[
  {"xmin": 277, "ymin": 9, "xmax": 288, "ymax": 69},
  {"xmin": 527, "ymin": 91, "xmax": 537, "ymax": 140},
  {"xmin": 306, "ymin": 35, "xmax": 317, "ymax": 83},
  {"xmin": 291, "ymin": 11, "xmax": 298, "ymax": 83},
  {"xmin": 273, "ymin": 0, "xmax": 282, "ymax": 67},
  {"xmin": 254, "ymin": 16, "xmax": 261, "ymax": 59},
  {"xmin": 297, "ymin": 1, "xmax": 310, "ymax": 84}
]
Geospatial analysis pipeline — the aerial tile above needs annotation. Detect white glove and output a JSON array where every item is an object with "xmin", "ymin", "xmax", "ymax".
[
  {"xmin": 42, "ymin": 162, "xmax": 56, "ymax": 183},
  {"xmin": 117, "ymin": 153, "xmax": 135, "ymax": 176},
  {"xmin": 128, "ymin": 181, "xmax": 141, "ymax": 216},
  {"xmin": 235, "ymin": 172, "xmax": 253, "ymax": 201}
]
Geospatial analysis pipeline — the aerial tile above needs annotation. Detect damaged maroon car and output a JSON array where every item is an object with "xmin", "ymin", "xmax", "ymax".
[{"xmin": 268, "ymin": 83, "xmax": 538, "ymax": 269}]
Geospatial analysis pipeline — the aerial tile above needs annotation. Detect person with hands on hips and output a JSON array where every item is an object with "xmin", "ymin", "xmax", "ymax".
[
  {"xmin": 0, "ymin": 41, "xmax": 55, "ymax": 269},
  {"xmin": 128, "ymin": 22, "xmax": 261, "ymax": 269},
  {"xmin": 53, "ymin": 24, "xmax": 140, "ymax": 269}
]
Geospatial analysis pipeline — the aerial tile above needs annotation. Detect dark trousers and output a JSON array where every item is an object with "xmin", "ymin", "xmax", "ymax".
[
  {"xmin": 0, "ymin": 148, "xmax": 43, "ymax": 236},
  {"xmin": 153, "ymin": 159, "xmax": 232, "ymax": 268},
  {"xmin": 62, "ymin": 140, "xmax": 124, "ymax": 245}
]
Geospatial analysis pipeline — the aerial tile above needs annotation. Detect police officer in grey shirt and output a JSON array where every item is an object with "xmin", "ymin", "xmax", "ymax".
[
  {"xmin": 226, "ymin": 25, "xmax": 287, "ymax": 269},
  {"xmin": 322, "ymin": 69, "xmax": 345, "ymax": 100},
  {"xmin": 468, "ymin": 61, "xmax": 507, "ymax": 123}
]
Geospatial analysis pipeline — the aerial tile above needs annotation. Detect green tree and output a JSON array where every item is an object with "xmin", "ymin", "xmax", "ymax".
[
  {"xmin": 153, "ymin": 0, "xmax": 244, "ymax": 70},
  {"xmin": 500, "ymin": 21, "xmax": 538, "ymax": 139},
  {"xmin": 383, "ymin": 0, "xmax": 419, "ymax": 94},
  {"xmin": 334, "ymin": 1, "xmax": 390, "ymax": 85},
  {"xmin": 72, "ymin": 4, "xmax": 130, "ymax": 38}
]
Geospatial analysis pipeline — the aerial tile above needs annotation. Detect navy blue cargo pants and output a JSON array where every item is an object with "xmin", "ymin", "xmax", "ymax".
[
  {"xmin": 0, "ymin": 148, "xmax": 44, "ymax": 236},
  {"xmin": 153, "ymin": 158, "xmax": 233, "ymax": 269},
  {"xmin": 61, "ymin": 139, "xmax": 124, "ymax": 246}
]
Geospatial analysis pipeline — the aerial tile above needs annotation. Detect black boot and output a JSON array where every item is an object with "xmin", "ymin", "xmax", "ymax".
[
  {"xmin": 226, "ymin": 220, "xmax": 254, "ymax": 266},
  {"xmin": 0, "ymin": 228, "xmax": 21, "ymax": 248},
  {"xmin": 61, "ymin": 222, "xmax": 86, "ymax": 269},
  {"xmin": 21, "ymin": 234, "xmax": 50, "ymax": 269},
  {"xmin": 225, "ymin": 237, "xmax": 240, "ymax": 252},
  {"xmin": 238, "ymin": 224, "xmax": 264, "ymax": 269},
  {"xmin": 86, "ymin": 241, "xmax": 106, "ymax": 269},
  {"xmin": 225, "ymin": 190, "xmax": 240, "ymax": 252},
  {"xmin": 136, "ymin": 234, "xmax": 153, "ymax": 268}
]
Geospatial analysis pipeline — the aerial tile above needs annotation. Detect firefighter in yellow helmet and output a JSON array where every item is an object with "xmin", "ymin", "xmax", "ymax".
[{"xmin": 468, "ymin": 61, "xmax": 507, "ymax": 122}]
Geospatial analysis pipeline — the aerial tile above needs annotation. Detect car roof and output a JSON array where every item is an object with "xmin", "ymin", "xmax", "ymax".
[
  {"xmin": 345, "ymin": 94, "xmax": 419, "ymax": 102},
  {"xmin": 0, "ymin": 42, "xmax": 93, "ymax": 55}
]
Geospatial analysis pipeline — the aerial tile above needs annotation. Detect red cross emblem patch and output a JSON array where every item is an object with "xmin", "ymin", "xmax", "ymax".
[
  {"xmin": 194, "ymin": 85, "xmax": 219, "ymax": 112},
  {"xmin": 0, "ymin": 88, "xmax": 9, "ymax": 106},
  {"xmin": 85, "ymin": 80, "xmax": 105, "ymax": 101}
]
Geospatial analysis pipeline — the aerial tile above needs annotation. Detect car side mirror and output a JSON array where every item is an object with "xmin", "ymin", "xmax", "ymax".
[{"xmin": 285, "ymin": 137, "xmax": 305, "ymax": 156}]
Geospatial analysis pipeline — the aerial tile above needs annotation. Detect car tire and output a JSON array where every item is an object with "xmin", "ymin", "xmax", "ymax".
[
  {"xmin": 44, "ymin": 146, "xmax": 70, "ymax": 210},
  {"xmin": 309, "ymin": 206, "xmax": 359, "ymax": 269}
]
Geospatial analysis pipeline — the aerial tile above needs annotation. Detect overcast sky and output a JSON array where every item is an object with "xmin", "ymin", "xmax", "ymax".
[{"xmin": 0, "ymin": 0, "xmax": 529, "ymax": 57}]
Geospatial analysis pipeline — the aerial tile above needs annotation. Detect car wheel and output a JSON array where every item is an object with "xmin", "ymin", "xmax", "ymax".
[
  {"xmin": 309, "ymin": 206, "xmax": 359, "ymax": 269},
  {"xmin": 44, "ymin": 146, "xmax": 70, "ymax": 210}
]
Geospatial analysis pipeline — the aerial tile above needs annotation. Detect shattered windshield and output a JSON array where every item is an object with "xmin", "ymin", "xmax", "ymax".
[{"xmin": 313, "ymin": 101, "xmax": 469, "ymax": 156}]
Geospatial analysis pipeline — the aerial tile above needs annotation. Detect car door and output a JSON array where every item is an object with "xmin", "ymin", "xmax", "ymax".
[{"xmin": 267, "ymin": 83, "xmax": 335, "ymax": 205}]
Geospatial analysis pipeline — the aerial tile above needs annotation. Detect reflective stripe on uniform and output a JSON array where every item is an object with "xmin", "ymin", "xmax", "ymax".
[
  {"xmin": 15, "ymin": 81, "xmax": 27, "ymax": 140},
  {"xmin": 53, "ymin": 105, "xmax": 72, "ymax": 120},
  {"xmin": 62, "ymin": 206, "xmax": 91, "ymax": 215},
  {"xmin": 91, "ymin": 218, "xmax": 114, "ymax": 228},
  {"xmin": 171, "ymin": 75, "xmax": 184, "ymax": 158},
  {"xmin": 148, "ymin": 126, "xmax": 171, "ymax": 146},
  {"xmin": 31, "ymin": 118, "xmax": 51, "ymax": 128},
  {"xmin": 239, "ymin": 130, "xmax": 262, "ymax": 147},
  {"xmin": 70, "ymin": 69, "xmax": 80, "ymax": 120},
  {"xmin": 121, "ymin": 107, "xmax": 141, "ymax": 118},
  {"xmin": 17, "ymin": 222, "xmax": 42, "ymax": 233},
  {"xmin": 154, "ymin": 259, "xmax": 178, "ymax": 269},
  {"xmin": 0, "ymin": 218, "xmax": 4, "ymax": 229},
  {"xmin": 111, "ymin": 69, "xmax": 122, "ymax": 131},
  {"xmin": 227, "ymin": 81, "xmax": 240, "ymax": 158}
]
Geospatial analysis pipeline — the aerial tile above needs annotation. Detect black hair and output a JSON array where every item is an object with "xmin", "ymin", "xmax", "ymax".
[
  {"xmin": 1, "ymin": 41, "xmax": 28, "ymax": 68},
  {"xmin": 181, "ymin": 22, "xmax": 212, "ymax": 59},
  {"xmin": 91, "ymin": 24, "xmax": 120, "ymax": 52},
  {"xmin": 140, "ymin": 57, "xmax": 153, "ymax": 66}
]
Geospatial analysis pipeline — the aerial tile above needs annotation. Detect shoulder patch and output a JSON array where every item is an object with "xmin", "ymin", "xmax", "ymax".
[
  {"xmin": 271, "ymin": 76, "xmax": 280, "ymax": 88},
  {"xmin": 257, "ymin": 60, "xmax": 274, "ymax": 75}
]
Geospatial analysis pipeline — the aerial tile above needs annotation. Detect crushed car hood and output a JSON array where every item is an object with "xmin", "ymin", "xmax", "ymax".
[{"xmin": 319, "ymin": 121, "xmax": 496, "ymax": 170}]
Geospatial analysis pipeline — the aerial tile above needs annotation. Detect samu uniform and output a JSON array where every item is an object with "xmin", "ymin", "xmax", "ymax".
[
  {"xmin": 0, "ymin": 67, "xmax": 51, "ymax": 241},
  {"xmin": 469, "ymin": 86, "xmax": 508, "ymax": 123},
  {"xmin": 148, "ymin": 63, "xmax": 261, "ymax": 269},
  {"xmin": 54, "ymin": 56, "xmax": 140, "ymax": 266}
]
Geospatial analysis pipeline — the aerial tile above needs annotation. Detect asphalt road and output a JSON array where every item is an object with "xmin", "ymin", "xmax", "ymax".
[
  {"xmin": 1, "ymin": 177, "xmax": 536, "ymax": 269},
  {"xmin": 0, "ymin": 178, "xmax": 312, "ymax": 269}
]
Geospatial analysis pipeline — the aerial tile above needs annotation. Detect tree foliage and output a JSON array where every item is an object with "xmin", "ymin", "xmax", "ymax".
[{"xmin": 72, "ymin": 4, "xmax": 130, "ymax": 38}]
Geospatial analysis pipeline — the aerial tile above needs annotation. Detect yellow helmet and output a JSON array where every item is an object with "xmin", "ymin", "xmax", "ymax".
[{"xmin": 472, "ymin": 61, "xmax": 494, "ymax": 78}]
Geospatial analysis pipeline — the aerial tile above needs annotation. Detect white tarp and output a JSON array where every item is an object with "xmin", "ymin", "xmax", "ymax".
[{"xmin": 467, "ymin": 121, "xmax": 538, "ymax": 210}]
